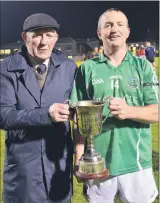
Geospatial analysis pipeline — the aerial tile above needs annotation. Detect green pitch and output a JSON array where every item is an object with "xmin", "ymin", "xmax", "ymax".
[{"xmin": 1, "ymin": 124, "xmax": 158, "ymax": 203}]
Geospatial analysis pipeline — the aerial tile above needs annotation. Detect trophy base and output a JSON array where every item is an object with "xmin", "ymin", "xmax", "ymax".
[
  {"xmin": 77, "ymin": 150, "xmax": 109, "ymax": 180},
  {"xmin": 76, "ymin": 169, "xmax": 109, "ymax": 180}
]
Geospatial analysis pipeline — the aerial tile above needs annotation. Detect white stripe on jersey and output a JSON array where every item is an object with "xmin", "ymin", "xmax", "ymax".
[
  {"xmin": 148, "ymin": 62, "xmax": 159, "ymax": 101},
  {"xmin": 136, "ymin": 127, "xmax": 143, "ymax": 170}
]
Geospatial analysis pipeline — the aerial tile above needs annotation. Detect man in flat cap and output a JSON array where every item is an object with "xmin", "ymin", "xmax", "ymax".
[{"xmin": 0, "ymin": 13, "xmax": 77, "ymax": 203}]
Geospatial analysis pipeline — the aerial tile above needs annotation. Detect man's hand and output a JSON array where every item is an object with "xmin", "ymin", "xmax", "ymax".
[
  {"xmin": 73, "ymin": 164, "xmax": 86, "ymax": 183},
  {"xmin": 49, "ymin": 103, "xmax": 70, "ymax": 122},
  {"xmin": 109, "ymin": 96, "xmax": 131, "ymax": 120}
]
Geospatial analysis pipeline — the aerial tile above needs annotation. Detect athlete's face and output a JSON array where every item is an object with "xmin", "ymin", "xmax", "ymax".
[{"xmin": 97, "ymin": 11, "xmax": 130, "ymax": 49}]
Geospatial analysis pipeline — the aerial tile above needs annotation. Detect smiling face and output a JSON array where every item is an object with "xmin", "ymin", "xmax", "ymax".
[
  {"xmin": 97, "ymin": 10, "xmax": 130, "ymax": 50},
  {"xmin": 22, "ymin": 28, "xmax": 58, "ymax": 63}
]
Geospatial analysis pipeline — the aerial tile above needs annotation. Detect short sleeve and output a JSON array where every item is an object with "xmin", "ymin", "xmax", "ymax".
[
  {"xmin": 143, "ymin": 61, "xmax": 159, "ymax": 105},
  {"xmin": 70, "ymin": 64, "xmax": 89, "ymax": 104}
]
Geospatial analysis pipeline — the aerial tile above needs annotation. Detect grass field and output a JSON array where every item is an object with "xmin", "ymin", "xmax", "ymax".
[
  {"xmin": 0, "ymin": 57, "xmax": 159, "ymax": 203},
  {"xmin": 0, "ymin": 123, "xmax": 159, "ymax": 203}
]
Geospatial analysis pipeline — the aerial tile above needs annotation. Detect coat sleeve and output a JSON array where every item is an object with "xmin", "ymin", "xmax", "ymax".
[
  {"xmin": 68, "ymin": 61, "xmax": 78, "ymax": 99},
  {"xmin": 0, "ymin": 73, "xmax": 52, "ymax": 130}
]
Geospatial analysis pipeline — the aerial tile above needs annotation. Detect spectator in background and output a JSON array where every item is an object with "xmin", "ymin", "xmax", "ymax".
[
  {"xmin": 92, "ymin": 46, "xmax": 99, "ymax": 58},
  {"xmin": 132, "ymin": 46, "xmax": 137, "ymax": 56},
  {"xmin": 145, "ymin": 41, "xmax": 156, "ymax": 67},
  {"xmin": 82, "ymin": 53, "xmax": 87, "ymax": 61},
  {"xmin": 138, "ymin": 45, "xmax": 146, "ymax": 59},
  {"xmin": 99, "ymin": 45, "xmax": 104, "ymax": 54},
  {"xmin": 129, "ymin": 45, "xmax": 134, "ymax": 54}
]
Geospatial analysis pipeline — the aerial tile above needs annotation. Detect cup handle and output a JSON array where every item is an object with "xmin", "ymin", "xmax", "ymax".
[
  {"xmin": 102, "ymin": 96, "xmax": 111, "ymax": 124},
  {"xmin": 69, "ymin": 105, "xmax": 77, "ymax": 125},
  {"xmin": 102, "ymin": 111, "xmax": 111, "ymax": 124},
  {"xmin": 64, "ymin": 99, "xmax": 77, "ymax": 124}
]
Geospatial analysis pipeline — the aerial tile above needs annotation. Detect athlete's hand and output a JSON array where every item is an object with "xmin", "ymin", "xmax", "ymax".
[
  {"xmin": 109, "ymin": 97, "xmax": 131, "ymax": 120},
  {"xmin": 49, "ymin": 103, "xmax": 70, "ymax": 122}
]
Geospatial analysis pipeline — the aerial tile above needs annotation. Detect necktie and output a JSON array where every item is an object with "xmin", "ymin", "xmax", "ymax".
[
  {"xmin": 35, "ymin": 64, "xmax": 47, "ymax": 89},
  {"xmin": 37, "ymin": 64, "xmax": 46, "ymax": 75}
]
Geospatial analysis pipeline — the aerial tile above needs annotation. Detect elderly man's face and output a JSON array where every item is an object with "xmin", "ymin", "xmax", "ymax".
[
  {"xmin": 97, "ymin": 11, "xmax": 130, "ymax": 49},
  {"xmin": 22, "ymin": 28, "xmax": 58, "ymax": 62}
]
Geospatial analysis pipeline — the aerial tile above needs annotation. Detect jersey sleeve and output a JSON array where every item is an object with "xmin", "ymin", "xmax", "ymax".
[
  {"xmin": 70, "ymin": 64, "xmax": 89, "ymax": 104},
  {"xmin": 143, "ymin": 60, "xmax": 159, "ymax": 105}
]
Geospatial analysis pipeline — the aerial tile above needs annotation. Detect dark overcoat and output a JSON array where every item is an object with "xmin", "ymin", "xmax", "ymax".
[{"xmin": 0, "ymin": 46, "xmax": 77, "ymax": 203}]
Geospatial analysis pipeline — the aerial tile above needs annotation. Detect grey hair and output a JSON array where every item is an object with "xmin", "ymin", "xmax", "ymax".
[{"xmin": 97, "ymin": 8, "xmax": 129, "ymax": 30}]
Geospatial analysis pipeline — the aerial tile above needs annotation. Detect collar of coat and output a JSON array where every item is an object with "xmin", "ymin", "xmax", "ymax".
[{"xmin": 7, "ymin": 45, "xmax": 68, "ymax": 72}]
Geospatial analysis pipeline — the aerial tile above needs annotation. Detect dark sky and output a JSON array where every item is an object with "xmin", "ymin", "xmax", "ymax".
[{"xmin": 0, "ymin": 1, "xmax": 159, "ymax": 45}]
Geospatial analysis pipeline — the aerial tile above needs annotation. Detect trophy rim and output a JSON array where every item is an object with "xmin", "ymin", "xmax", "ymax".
[{"xmin": 71, "ymin": 100, "xmax": 106, "ymax": 107}]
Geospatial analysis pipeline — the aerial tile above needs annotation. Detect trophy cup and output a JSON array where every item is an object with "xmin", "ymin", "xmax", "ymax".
[{"xmin": 70, "ymin": 100, "xmax": 109, "ymax": 180}]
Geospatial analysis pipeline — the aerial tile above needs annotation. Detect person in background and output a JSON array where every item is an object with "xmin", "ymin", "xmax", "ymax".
[
  {"xmin": 0, "ymin": 13, "xmax": 77, "ymax": 203},
  {"xmin": 132, "ymin": 45, "xmax": 137, "ymax": 56},
  {"xmin": 138, "ymin": 45, "xmax": 146, "ymax": 59},
  {"xmin": 92, "ymin": 46, "xmax": 99, "ymax": 58},
  {"xmin": 145, "ymin": 41, "xmax": 156, "ymax": 67},
  {"xmin": 71, "ymin": 8, "xmax": 158, "ymax": 203},
  {"xmin": 99, "ymin": 45, "xmax": 104, "ymax": 54}
]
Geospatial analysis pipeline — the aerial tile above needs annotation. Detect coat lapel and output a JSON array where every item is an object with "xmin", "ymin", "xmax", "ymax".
[
  {"xmin": 42, "ymin": 50, "xmax": 66, "ymax": 89},
  {"xmin": 7, "ymin": 47, "xmax": 41, "ymax": 106},
  {"xmin": 20, "ymin": 67, "xmax": 41, "ymax": 105},
  {"xmin": 43, "ymin": 64, "xmax": 57, "ymax": 88}
]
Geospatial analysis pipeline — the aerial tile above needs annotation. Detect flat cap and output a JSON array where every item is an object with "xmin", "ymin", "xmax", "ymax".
[{"xmin": 23, "ymin": 13, "xmax": 60, "ymax": 32}]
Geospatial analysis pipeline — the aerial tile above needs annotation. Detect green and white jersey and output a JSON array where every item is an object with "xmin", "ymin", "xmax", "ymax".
[{"xmin": 70, "ymin": 51, "xmax": 159, "ymax": 176}]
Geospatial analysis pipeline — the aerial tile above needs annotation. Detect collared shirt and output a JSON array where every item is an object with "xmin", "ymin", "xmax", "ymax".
[
  {"xmin": 70, "ymin": 50, "xmax": 158, "ymax": 176},
  {"xmin": 28, "ymin": 54, "xmax": 49, "ymax": 72},
  {"xmin": 28, "ymin": 54, "xmax": 50, "ymax": 89}
]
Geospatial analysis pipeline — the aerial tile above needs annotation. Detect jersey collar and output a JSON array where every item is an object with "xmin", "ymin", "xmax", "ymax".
[{"xmin": 99, "ymin": 50, "xmax": 133, "ymax": 63}]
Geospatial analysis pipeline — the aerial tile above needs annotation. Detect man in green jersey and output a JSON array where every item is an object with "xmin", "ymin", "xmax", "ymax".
[{"xmin": 70, "ymin": 8, "xmax": 159, "ymax": 203}]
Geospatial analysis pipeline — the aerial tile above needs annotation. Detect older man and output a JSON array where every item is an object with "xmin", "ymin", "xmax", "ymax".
[{"xmin": 0, "ymin": 13, "xmax": 77, "ymax": 203}]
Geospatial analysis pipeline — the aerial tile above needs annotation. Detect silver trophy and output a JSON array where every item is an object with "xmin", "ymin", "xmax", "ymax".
[{"xmin": 70, "ymin": 100, "xmax": 109, "ymax": 180}]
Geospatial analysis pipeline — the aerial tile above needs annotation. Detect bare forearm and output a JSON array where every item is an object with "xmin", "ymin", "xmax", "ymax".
[{"xmin": 127, "ymin": 104, "xmax": 159, "ymax": 124}]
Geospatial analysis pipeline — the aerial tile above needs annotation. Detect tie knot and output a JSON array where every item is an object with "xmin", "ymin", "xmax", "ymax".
[{"xmin": 37, "ymin": 64, "xmax": 46, "ymax": 75}]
